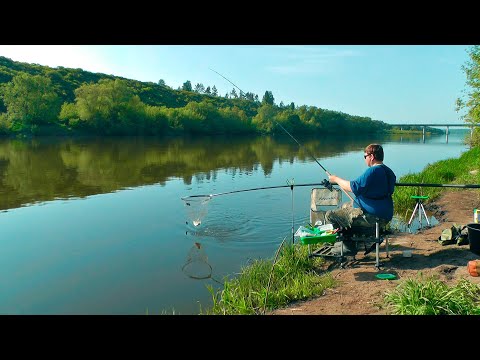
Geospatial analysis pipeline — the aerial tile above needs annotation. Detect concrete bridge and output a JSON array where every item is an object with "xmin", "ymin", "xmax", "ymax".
[{"xmin": 388, "ymin": 123, "xmax": 479, "ymax": 143}]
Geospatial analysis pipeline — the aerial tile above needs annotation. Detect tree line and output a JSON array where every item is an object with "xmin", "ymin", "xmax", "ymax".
[{"xmin": 0, "ymin": 55, "xmax": 431, "ymax": 137}]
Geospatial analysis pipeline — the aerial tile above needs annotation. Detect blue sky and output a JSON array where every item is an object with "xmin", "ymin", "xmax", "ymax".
[{"xmin": 0, "ymin": 45, "xmax": 471, "ymax": 124}]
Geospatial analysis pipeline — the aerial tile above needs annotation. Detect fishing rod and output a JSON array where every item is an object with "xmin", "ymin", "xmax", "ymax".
[
  {"xmin": 181, "ymin": 180, "xmax": 333, "ymax": 201},
  {"xmin": 182, "ymin": 180, "xmax": 480, "ymax": 200},
  {"xmin": 395, "ymin": 182, "xmax": 480, "ymax": 188},
  {"xmin": 209, "ymin": 68, "xmax": 355, "ymax": 203}
]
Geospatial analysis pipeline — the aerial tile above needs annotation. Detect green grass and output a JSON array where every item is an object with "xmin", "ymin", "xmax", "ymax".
[
  {"xmin": 393, "ymin": 146, "xmax": 480, "ymax": 217},
  {"xmin": 202, "ymin": 242, "xmax": 336, "ymax": 315},
  {"xmin": 384, "ymin": 274, "xmax": 480, "ymax": 315}
]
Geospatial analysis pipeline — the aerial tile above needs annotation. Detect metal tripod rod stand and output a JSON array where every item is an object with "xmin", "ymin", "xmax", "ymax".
[{"xmin": 408, "ymin": 195, "xmax": 430, "ymax": 229}]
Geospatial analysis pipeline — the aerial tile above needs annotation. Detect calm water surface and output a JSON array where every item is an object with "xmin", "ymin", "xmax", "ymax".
[{"xmin": 0, "ymin": 131, "xmax": 470, "ymax": 314}]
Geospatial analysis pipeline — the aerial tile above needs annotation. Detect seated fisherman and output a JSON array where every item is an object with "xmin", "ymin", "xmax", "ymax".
[{"xmin": 325, "ymin": 144, "xmax": 396, "ymax": 254}]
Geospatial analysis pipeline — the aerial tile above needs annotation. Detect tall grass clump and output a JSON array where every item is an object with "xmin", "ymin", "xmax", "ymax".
[
  {"xmin": 384, "ymin": 274, "xmax": 480, "ymax": 315},
  {"xmin": 393, "ymin": 146, "xmax": 480, "ymax": 216},
  {"xmin": 203, "ymin": 243, "xmax": 336, "ymax": 315}
]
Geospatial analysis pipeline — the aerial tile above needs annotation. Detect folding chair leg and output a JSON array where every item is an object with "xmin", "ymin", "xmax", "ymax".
[
  {"xmin": 374, "ymin": 221, "xmax": 383, "ymax": 269},
  {"xmin": 385, "ymin": 236, "xmax": 389, "ymax": 258}
]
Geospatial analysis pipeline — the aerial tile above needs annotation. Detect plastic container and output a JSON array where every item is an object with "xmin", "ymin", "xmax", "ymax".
[
  {"xmin": 315, "ymin": 223, "xmax": 334, "ymax": 232},
  {"xmin": 467, "ymin": 260, "xmax": 480, "ymax": 277},
  {"xmin": 402, "ymin": 250, "xmax": 412, "ymax": 258},
  {"xmin": 300, "ymin": 233, "xmax": 337, "ymax": 245},
  {"xmin": 376, "ymin": 273, "xmax": 396, "ymax": 280},
  {"xmin": 296, "ymin": 224, "xmax": 335, "ymax": 238},
  {"xmin": 474, "ymin": 208, "xmax": 478, "ymax": 224},
  {"xmin": 467, "ymin": 223, "xmax": 480, "ymax": 256},
  {"xmin": 294, "ymin": 226, "xmax": 317, "ymax": 238}
]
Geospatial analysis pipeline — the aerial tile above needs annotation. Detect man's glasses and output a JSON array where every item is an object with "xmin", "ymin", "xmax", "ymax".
[{"xmin": 364, "ymin": 154, "xmax": 370, "ymax": 159}]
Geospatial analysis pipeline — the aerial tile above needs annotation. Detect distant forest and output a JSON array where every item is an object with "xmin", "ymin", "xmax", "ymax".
[{"xmin": 0, "ymin": 56, "xmax": 440, "ymax": 137}]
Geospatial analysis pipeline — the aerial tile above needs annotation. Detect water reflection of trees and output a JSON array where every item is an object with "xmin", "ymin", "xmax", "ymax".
[{"xmin": 0, "ymin": 134, "xmax": 401, "ymax": 211}]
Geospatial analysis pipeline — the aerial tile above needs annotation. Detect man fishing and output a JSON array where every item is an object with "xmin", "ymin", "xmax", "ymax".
[
  {"xmin": 207, "ymin": 69, "xmax": 397, "ymax": 252},
  {"xmin": 326, "ymin": 144, "xmax": 396, "ymax": 255}
]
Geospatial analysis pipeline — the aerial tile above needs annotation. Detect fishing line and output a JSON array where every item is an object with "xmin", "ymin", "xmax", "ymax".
[{"xmin": 209, "ymin": 68, "xmax": 355, "ymax": 203}]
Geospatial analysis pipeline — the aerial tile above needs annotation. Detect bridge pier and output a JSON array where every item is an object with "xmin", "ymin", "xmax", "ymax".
[{"xmin": 389, "ymin": 123, "xmax": 479, "ymax": 144}]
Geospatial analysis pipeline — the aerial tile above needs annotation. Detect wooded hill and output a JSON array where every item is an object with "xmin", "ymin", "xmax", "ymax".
[{"xmin": 0, "ymin": 55, "xmax": 439, "ymax": 137}]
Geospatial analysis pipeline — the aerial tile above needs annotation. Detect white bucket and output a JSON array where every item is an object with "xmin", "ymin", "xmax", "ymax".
[{"xmin": 402, "ymin": 250, "xmax": 413, "ymax": 258}]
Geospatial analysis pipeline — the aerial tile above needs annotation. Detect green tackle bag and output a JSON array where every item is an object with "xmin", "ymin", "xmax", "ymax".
[
  {"xmin": 456, "ymin": 225, "xmax": 469, "ymax": 246},
  {"xmin": 438, "ymin": 224, "xmax": 468, "ymax": 246},
  {"xmin": 438, "ymin": 224, "xmax": 459, "ymax": 246}
]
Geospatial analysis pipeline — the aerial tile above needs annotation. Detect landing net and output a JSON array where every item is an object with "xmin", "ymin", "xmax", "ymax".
[
  {"xmin": 181, "ymin": 195, "xmax": 212, "ymax": 227},
  {"xmin": 181, "ymin": 242, "xmax": 212, "ymax": 280}
]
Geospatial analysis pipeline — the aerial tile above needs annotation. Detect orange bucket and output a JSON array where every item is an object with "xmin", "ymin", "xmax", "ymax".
[{"xmin": 467, "ymin": 260, "xmax": 480, "ymax": 277}]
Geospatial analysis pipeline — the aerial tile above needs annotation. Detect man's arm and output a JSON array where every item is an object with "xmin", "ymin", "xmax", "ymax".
[{"xmin": 328, "ymin": 175, "xmax": 352, "ymax": 193}]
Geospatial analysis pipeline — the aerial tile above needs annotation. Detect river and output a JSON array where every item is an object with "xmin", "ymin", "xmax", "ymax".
[{"xmin": 0, "ymin": 130, "xmax": 470, "ymax": 314}]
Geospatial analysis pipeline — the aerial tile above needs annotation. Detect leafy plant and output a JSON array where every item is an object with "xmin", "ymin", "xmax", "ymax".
[{"xmin": 384, "ymin": 274, "xmax": 480, "ymax": 315}]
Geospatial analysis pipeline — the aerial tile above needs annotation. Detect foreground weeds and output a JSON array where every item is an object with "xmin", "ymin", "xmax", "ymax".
[
  {"xmin": 384, "ymin": 274, "xmax": 480, "ymax": 315},
  {"xmin": 204, "ymin": 243, "xmax": 336, "ymax": 315}
]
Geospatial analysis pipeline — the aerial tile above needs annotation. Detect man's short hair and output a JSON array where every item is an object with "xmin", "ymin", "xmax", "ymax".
[{"xmin": 365, "ymin": 144, "xmax": 384, "ymax": 161}]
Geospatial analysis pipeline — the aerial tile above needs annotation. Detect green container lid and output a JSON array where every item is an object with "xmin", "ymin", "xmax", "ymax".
[
  {"xmin": 376, "ymin": 273, "xmax": 396, "ymax": 280},
  {"xmin": 300, "ymin": 234, "xmax": 337, "ymax": 245}
]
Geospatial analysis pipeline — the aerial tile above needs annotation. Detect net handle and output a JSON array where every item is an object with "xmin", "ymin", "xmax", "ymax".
[{"xmin": 181, "ymin": 194, "xmax": 213, "ymax": 201}]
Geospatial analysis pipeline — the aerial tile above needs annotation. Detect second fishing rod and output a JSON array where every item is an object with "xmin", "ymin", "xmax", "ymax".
[{"xmin": 210, "ymin": 68, "xmax": 356, "ymax": 204}]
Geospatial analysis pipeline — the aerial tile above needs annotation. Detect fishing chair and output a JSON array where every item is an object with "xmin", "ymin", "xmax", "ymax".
[
  {"xmin": 309, "ymin": 188, "xmax": 390, "ymax": 269},
  {"xmin": 343, "ymin": 218, "xmax": 390, "ymax": 269}
]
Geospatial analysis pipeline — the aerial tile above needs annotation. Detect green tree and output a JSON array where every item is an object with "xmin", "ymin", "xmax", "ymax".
[
  {"xmin": 252, "ymin": 104, "xmax": 278, "ymax": 133},
  {"xmin": 59, "ymin": 102, "xmax": 79, "ymax": 124},
  {"xmin": 244, "ymin": 92, "xmax": 256, "ymax": 101},
  {"xmin": 456, "ymin": 45, "xmax": 480, "ymax": 146},
  {"xmin": 73, "ymin": 78, "xmax": 143, "ymax": 133},
  {"xmin": 262, "ymin": 91, "xmax": 275, "ymax": 105},
  {"xmin": 212, "ymin": 85, "xmax": 218, "ymax": 96},
  {"xmin": 182, "ymin": 80, "xmax": 192, "ymax": 92},
  {"xmin": 1, "ymin": 73, "xmax": 61, "ymax": 127},
  {"xmin": 194, "ymin": 83, "xmax": 205, "ymax": 93}
]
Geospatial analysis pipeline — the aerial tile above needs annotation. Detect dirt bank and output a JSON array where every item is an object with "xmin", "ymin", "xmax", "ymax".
[{"xmin": 270, "ymin": 189, "xmax": 480, "ymax": 315}]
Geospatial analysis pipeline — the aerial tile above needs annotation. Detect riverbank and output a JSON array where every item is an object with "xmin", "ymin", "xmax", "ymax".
[{"xmin": 269, "ymin": 188, "xmax": 480, "ymax": 315}]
